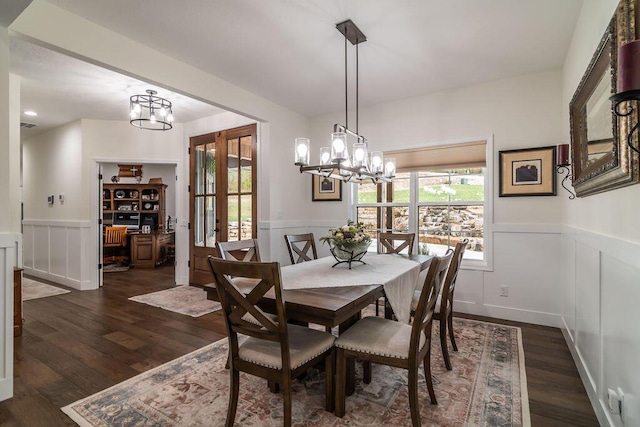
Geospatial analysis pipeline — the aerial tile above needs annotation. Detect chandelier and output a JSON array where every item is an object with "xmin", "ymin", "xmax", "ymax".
[
  {"xmin": 294, "ymin": 20, "xmax": 395, "ymax": 184},
  {"xmin": 130, "ymin": 89, "xmax": 174, "ymax": 131}
]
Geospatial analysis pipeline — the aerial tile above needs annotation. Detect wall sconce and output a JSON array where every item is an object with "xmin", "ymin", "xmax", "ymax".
[
  {"xmin": 556, "ymin": 144, "xmax": 575, "ymax": 199},
  {"xmin": 611, "ymin": 40, "xmax": 640, "ymax": 155}
]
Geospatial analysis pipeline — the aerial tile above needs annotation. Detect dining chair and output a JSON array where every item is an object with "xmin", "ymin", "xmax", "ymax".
[
  {"xmin": 207, "ymin": 256, "xmax": 335, "ymax": 427},
  {"xmin": 433, "ymin": 238, "xmax": 467, "ymax": 370},
  {"xmin": 217, "ymin": 238, "xmax": 261, "ymax": 262},
  {"xmin": 284, "ymin": 233, "xmax": 318, "ymax": 264},
  {"xmin": 334, "ymin": 251, "xmax": 452, "ymax": 426},
  {"xmin": 375, "ymin": 232, "xmax": 416, "ymax": 316},
  {"xmin": 103, "ymin": 226, "xmax": 128, "ymax": 264}
]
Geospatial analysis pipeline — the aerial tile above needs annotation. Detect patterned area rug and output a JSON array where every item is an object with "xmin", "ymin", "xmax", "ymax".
[
  {"xmin": 128, "ymin": 286, "xmax": 221, "ymax": 317},
  {"xmin": 62, "ymin": 318, "xmax": 530, "ymax": 426},
  {"xmin": 22, "ymin": 278, "xmax": 71, "ymax": 301}
]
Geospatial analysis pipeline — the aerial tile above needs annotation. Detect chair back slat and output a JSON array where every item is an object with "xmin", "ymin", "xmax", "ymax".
[
  {"xmin": 217, "ymin": 239, "xmax": 261, "ymax": 262},
  {"xmin": 378, "ymin": 232, "xmax": 415, "ymax": 255},
  {"xmin": 207, "ymin": 256, "xmax": 289, "ymax": 352},
  {"xmin": 284, "ymin": 233, "xmax": 318, "ymax": 264},
  {"xmin": 104, "ymin": 226, "xmax": 127, "ymax": 246},
  {"xmin": 410, "ymin": 251, "xmax": 453, "ymax": 356},
  {"xmin": 441, "ymin": 239, "xmax": 468, "ymax": 314}
]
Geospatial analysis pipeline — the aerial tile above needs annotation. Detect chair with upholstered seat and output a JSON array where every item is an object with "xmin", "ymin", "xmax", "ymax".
[
  {"xmin": 208, "ymin": 256, "xmax": 335, "ymax": 427},
  {"xmin": 217, "ymin": 238, "xmax": 261, "ymax": 262},
  {"xmin": 284, "ymin": 233, "xmax": 318, "ymax": 264},
  {"xmin": 334, "ymin": 251, "xmax": 452, "ymax": 426},
  {"xmin": 427, "ymin": 239, "xmax": 467, "ymax": 370},
  {"xmin": 375, "ymin": 232, "xmax": 416, "ymax": 316}
]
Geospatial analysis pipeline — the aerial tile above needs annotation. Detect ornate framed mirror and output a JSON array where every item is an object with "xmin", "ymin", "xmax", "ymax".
[{"xmin": 570, "ymin": 0, "xmax": 639, "ymax": 196}]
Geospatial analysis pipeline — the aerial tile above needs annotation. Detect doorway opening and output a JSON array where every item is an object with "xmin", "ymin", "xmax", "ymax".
[{"xmin": 99, "ymin": 161, "xmax": 178, "ymax": 288}]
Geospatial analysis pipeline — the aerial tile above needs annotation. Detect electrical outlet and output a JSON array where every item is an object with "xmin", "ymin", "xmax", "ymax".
[
  {"xmin": 500, "ymin": 285, "xmax": 508, "ymax": 297},
  {"xmin": 607, "ymin": 388, "xmax": 621, "ymax": 414},
  {"xmin": 618, "ymin": 387, "xmax": 625, "ymax": 423}
]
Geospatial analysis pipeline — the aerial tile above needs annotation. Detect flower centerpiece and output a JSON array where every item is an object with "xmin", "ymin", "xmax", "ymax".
[{"xmin": 320, "ymin": 220, "xmax": 372, "ymax": 268}]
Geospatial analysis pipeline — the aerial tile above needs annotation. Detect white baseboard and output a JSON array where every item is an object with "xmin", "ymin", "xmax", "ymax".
[
  {"xmin": 455, "ymin": 300, "xmax": 562, "ymax": 328},
  {"xmin": 22, "ymin": 267, "xmax": 88, "ymax": 290}
]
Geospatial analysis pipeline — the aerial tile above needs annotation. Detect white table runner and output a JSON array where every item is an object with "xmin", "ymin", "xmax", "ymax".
[{"xmin": 281, "ymin": 254, "xmax": 420, "ymax": 324}]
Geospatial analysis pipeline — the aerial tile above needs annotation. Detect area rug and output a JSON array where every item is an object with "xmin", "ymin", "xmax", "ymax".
[
  {"xmin": 62, "ymin": 318, "xmax": 530, "ymax": 426},
  {"xmin": 128, "ymin": 285, "xmax": 221, "ymax": 317},
  {"xmin": 103, "ymin": 263, "xmax": 130, "ymax": 273},
  {"xmin": 22, "ymin": 277, "xmax": 71, "ymax": 301}
]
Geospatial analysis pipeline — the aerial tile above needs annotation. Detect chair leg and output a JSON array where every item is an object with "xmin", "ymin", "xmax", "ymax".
[
  {"xmin": 448, "ymin": 312, "xmax": 458, "ymax": 351},
  {"xmin": 375, "ymin": 298, "xmax": 380, "ymax": 316},
  {"xmin": 363, "ymin": 361, "xmax": 372, "ymax": 384},
  {"xmin": 226, "ymin": 368, "xmax": 239, "ymax": 427},
  {"xmin": 335, "ymin": 348, "xmax": 346, "ymax": 417},
  {"xmin": 282, "ymin": 379, "xmax": 292, "ymax": 427},
  {"xmin": 440, "ymin": 316, "xmax": 452, "ymax": 371},
  {"xmin": 422, "ymin": 352, "xmax": 437, "ymax": 405},
  {"xmin": 325, "ymin": 349, "xmax": 335, "ymax": 412},
  {"xmin": 408, "ymin": 365, "xmax": 422, "ymax": 427}
]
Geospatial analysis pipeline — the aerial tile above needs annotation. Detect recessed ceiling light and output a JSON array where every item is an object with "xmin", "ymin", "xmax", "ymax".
[{"xmin": 24, "ymin": 111, "xmax": 37, "ymax": 116}]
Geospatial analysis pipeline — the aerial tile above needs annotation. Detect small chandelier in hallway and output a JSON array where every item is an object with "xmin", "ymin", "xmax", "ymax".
[{"xmin": 130, "ymin": 89, "xmax": 174, "ymax": 131}]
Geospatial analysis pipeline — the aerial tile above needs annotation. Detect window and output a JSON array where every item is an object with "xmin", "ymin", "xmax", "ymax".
[{"xmin": 353, "ymin": 140, "xmax": 490, "ymax": 267}]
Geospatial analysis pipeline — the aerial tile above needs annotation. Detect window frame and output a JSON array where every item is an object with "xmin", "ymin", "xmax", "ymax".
[{"xmin": 349, "ymin": 137, "xmax": 493, "ymax": 271}]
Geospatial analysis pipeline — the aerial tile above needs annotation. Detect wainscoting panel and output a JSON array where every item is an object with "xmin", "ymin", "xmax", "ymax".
[
  {"xmin": 22, "ymin": 220, "xmax": 92, "ymax": 290},
  {"xmin": 574, "ymin": 241, "xmax": 601, "ymax": 393},
  {"xmin": 0, "ymin": 233, "xmax": 20, "ymax": 401},
  {"xmin": 562, "ymin": 227, "xmax": 640, "ymax": 427}
]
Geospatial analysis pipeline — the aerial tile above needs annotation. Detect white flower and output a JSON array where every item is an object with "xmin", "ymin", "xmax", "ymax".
[{"xmin": 342, "ymin": 225, "xmax": 351, "ymax": 232}]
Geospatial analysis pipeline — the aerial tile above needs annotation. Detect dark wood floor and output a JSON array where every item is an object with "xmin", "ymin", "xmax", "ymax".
[{"xmin": 0, "ymin": 266, "xmax": 599, "ymax": 426}]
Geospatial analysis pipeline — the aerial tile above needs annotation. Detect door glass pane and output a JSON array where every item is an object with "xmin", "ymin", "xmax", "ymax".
[
  {"xmin": 194, "ymin": 196, "xmax": 204, "ymax": 247},
  {"xmin": 240, "ymin": 136, "xmax": 252, "ymax": 192},
  {"xmin": 206, "ymin": 196, "xmax": 216, "ymax": 247},
  {"xmin": 206, "ymin": 143, "xmax": 216, "ymax": 195},
  {"xmin": 195, "ymin": 145, "xmax": 205, "ymax": 195},
  {"xmin": 228, "ymin": 195, "xmax": 239, "ymax": 241},
  {"xmin": 227, "ymin": 138, "xmax": 239, "ymax": 193},
  {"xmin": 240, "ymin": 194, "xmax": 252, "ymax": 239}
]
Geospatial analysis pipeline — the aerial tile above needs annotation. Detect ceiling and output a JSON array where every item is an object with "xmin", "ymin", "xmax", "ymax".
[{"xmin": 7, "ymin": 0, "xmax": 584, "ymax": 140}]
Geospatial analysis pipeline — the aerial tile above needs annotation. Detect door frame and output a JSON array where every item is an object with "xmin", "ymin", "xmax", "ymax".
[{"xmin": 92, "ymin": 158, "xmax": 181, "ymax": 289}]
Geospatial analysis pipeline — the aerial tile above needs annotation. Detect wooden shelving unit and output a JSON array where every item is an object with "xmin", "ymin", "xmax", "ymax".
[{"xmin": 103, "ymin": 183, "xmax": 167, "ymax": 230}]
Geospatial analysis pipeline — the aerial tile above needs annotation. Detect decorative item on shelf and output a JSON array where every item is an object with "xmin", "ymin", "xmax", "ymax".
[
  {"xmin": 144, "ymin": 202, "xmax": 153, "ymax": 210},
  {"xmin": 118, "ymin": 164, "xmax": 143, "ymax": 178},
  {"xmin": 129, "ymin": 90, "xmax": 174, "ymax": 131},
  {"xmin": 148, "ymin": 177, "xmax": 163, "ymax": 185},
  {"xmin": 130, "ymin": 190, "xmax": 139, "ymax": 198},
  {"xmin": 556, "ymin": 144, "xmax": 576, "ymax": 199},
  {"xmin": 611, "ymin": 39, "xmax": 640, "ymax": 155},
  {"xmin": 293, "ymin": 20, "xmax": 395, "ymax": 185},
  {"xmin": 320, "ymin": 220, "xmax": 372, "ymax": 269},
  {"xmin": 115, "ymin": 190, "xmax": 125, "ymax": 199},
  {"xmin": 110, "ymin": 175, "xmax": 119, "ymax": 184}
]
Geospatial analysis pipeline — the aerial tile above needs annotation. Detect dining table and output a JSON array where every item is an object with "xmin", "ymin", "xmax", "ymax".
[{"xmin": 204, "ymin": 252, "xmax": 433, "ymax": 395}]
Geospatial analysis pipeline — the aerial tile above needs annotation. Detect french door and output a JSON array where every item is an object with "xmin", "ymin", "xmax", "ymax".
[{"xmin": 189, "ymin": 123, "xmax": 257, "ymax": 284}]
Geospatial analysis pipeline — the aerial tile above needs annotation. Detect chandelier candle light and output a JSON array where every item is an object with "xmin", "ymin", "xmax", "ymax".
[
  {"xmin": 130, "ymin": 89, "xmax": 174, "ymax": 131},
  {"xmin": 294, "ymin": 20, "xmax": 395, "ymax": 184}
]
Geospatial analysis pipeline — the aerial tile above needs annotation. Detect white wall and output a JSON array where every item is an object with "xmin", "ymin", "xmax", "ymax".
[
  {"xmin": 21, "ymin": 121, "xmax": 91, "ymax": 288},
  {"xmin": 561, "ymin": 1, "xmax": 640, "ymax": 425},
  {"xmin": 307, "ymin": 70, "xmax": 566, "ymax": 327}
]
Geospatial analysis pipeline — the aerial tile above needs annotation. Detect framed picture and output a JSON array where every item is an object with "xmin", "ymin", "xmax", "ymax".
[
  {"xmin": 312, "ymin": 175, "xmax": 342, "ymax": 201},
  {"xmin": 499, "ymin": 146, "xmax": 557, "ymax": 197}
]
